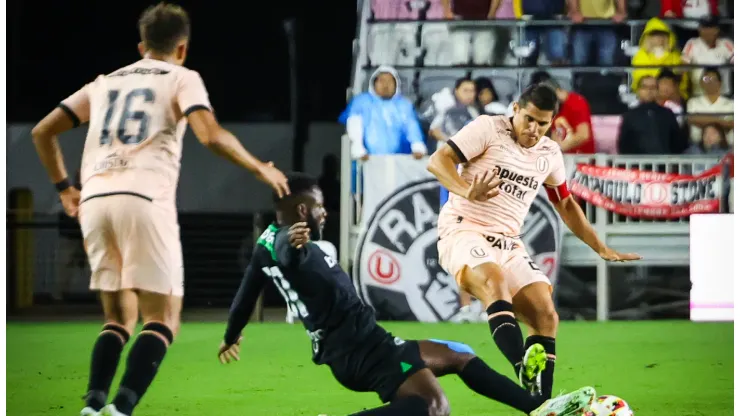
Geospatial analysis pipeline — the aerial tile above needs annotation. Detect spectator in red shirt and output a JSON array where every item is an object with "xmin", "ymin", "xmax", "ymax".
[
  {"xmin": 536, "ymin": 76, "xmax": 595, "ymax": 154},
  {"xmin": 661, "ymin": 0, "xmax": 719, "ymax": 19}
]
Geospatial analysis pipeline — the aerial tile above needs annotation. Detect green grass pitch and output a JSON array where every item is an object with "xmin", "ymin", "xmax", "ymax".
[{"xmin": 6, "ymin": 321, "xmax": 733, "ymax": 415}]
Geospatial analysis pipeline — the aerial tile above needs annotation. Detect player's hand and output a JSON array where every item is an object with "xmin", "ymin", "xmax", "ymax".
[
  {"xmin": 256, "ymin": 161, "xmax": 290, "ymax": 198},
  {"xmin": 598, "ymin": 247, "xmax": 642, "ymax": 262},
  {"xmin": 412, "ymin": 151, "xmax": 425, "ymax": 160},
  {"xmin": 288, "ymin": 222, "xmax": 311, "ymax": 249},
  {"xmin": 218, "ymin": 337, "xmax": 242, "ymax": 364},
  {"xmin": 59, "ymin": 187, "xmax": 81, "ymax": 218},
  {"xmin": 465, "ymin": 171, "xmax": 501, "ymax": 202}
]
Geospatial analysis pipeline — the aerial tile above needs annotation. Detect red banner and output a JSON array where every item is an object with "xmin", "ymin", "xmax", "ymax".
[{"xmin": 569, "ymin": 156, "xmax": 733, "ymax": 219}]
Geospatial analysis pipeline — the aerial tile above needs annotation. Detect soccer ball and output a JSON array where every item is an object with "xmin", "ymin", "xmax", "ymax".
[{"xmin": 585, "ymin": 395, "xmax": 634, "ymax": 416}]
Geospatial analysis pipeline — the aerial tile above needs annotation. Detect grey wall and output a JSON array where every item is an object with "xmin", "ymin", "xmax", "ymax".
[{"xmin": 7, "ymin": 122, "xmax": 344, "ymax": 213}]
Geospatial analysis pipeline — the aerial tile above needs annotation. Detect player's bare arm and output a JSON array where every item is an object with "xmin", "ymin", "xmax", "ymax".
[
  {"xmin": 427, "ymin": 144, "xmax": 501, "ymax": 201},
  {"xmin": 187, "ymin": 109, "xmax": 290, "ymax": 197},
  {"xmin": 552, "ymin": 195, "xmax": 642, "ymax": 262},
  {"xmin": 31, "ymin": 107, "xmax": 82, "ymax": 217}
]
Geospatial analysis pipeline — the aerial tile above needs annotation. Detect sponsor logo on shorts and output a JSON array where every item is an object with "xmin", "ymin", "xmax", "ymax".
[{"xmin": 470, "ymin": 246, "xmax": 487, "ymax": 258}]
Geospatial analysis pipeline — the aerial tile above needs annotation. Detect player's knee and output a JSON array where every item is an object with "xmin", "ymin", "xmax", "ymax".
[
  {"xmin": 140, "ymin": 321, "xmax": 175, "ymax": 347},
  {"xmin": 533, "ymin": 307, "xmax": 559, "ymax": 334}
]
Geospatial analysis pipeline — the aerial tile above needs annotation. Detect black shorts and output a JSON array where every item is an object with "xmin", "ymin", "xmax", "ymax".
[{"xmin": 326, "ymin": 327, "xmax": 426, "ymax": 403}]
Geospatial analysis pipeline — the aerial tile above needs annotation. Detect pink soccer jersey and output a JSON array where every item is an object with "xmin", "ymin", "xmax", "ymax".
[
  {"xmin": 59, "ymin": 58, "xmax": 211, "ymax": 209},
  {"xmin": 438, "ymin": 115, "xmax": 567, "ymax": 238}
]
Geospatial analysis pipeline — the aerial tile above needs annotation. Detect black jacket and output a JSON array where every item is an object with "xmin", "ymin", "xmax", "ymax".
[{"xmin": 618, "ymin": 102, "xmax": 687, "ymax": 155}]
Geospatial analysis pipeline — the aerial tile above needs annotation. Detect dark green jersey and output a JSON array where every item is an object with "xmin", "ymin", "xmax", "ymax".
[{"xmin": 224, "ymin": 224, "xmax": 378, "ymax": 364}]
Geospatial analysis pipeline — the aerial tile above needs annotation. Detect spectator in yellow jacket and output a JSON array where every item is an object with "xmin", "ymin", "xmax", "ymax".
[{"xmin": 631, "ymin": 17, "xmax": 689, "ymax": 98}]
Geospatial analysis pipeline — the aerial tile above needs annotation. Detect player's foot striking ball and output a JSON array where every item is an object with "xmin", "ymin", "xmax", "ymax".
[
  {"xmin": 218, "ymin": 173, "xmax": 596, "ymax": 415},
  {"xmin": 32, "ymin": 3, "xmax": 289, "ymax": 415},
  {"xmin": 427, "ymin": 84, "xmax": 641, "ymax": 398}
]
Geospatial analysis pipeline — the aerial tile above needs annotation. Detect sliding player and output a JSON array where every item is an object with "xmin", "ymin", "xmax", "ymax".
[{"xmin": 218, "ymin": 173, "xmax": 596, "ymax": 416}]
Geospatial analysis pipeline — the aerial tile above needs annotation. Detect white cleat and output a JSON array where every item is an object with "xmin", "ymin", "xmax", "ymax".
[
  {"xmin": 529, "ymin": 386, "xmax": 596, "ymax": 416},
  {"xmin": 100, "ymin": 404, "xmax": 128, "ymax": 416},
  {"xmin": 80, "ymin": 407, "xmax": 100, "ymax": 416}
]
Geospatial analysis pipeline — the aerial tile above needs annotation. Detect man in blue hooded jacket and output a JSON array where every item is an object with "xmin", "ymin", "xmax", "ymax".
[{"xmin": 340, "ymin": 66, "xmax": 427, "ymax": 194}]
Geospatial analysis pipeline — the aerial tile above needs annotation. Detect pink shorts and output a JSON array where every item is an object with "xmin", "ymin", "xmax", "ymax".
[
  {"xmin": 79, "ymin": 194, "xmax": 184, "ymax": 296},
  {"xmin": 437, "ymin": 230, "xmax": 550, "ymax": 297}
]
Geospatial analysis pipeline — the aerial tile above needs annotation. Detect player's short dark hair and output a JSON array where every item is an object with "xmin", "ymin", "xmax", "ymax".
[
  {"xmin": 518, "ymin": 84, "xmax": 559, "ymax": 113},
  {"xmin": 273, "ymin": 172, "xmax": 319, "ymax": 206},
  {"xmin": 138, "ymin": 2, "xmax": 191, "ymax": 54}
]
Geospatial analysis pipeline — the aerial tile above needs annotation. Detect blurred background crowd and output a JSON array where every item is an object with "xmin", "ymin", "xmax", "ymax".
[{"xmin": 342, "ymin": 0, "xmax": 734, "ymax": 160}]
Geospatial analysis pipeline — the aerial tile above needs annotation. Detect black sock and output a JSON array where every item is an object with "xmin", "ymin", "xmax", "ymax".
[
  {"xmin": 486, "ymin": 301, "xmax": 525, "ymax": 374},
  {"xmin": 459, "ymin": 357, "xmax": 544, "ymax": 413},
  {"xmin": 112, "ymin": 322, "xmax": 173, "ymax": 415},
  {"xmin": 348, "ymin": 396, "xmax": 428, "ymax": 416},
  {"xmin": 85, "ymin": 323, "xmax": 130, "ymax": 411},
  {"xmin": 525, "ymin": 335, "xmax": 556, "ymax": 399}
]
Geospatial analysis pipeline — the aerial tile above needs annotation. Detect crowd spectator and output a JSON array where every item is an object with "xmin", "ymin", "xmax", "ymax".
[
  {"xmin": 474, "ymin": 77, "xmax": 508, "ymax": 115},
  {"xmin": 662, "ymin": 0, "xmax": 720, "ymax": 45},
  {"xmin": 657, "ymin": 69, "xmax": 685, "ymax": 121},
  {"xmin": 686, "ymin": 66, "xmax": 734, "ymax": 145},
  {"xmin": 520, "ymin": 0, "xmax": 568, "ymax": 66},
  {"xmin": 537, "ymin": 72, "xmax": 596, "ymax": 154},
  {"xmin": 568, "ymin": 0, "xmax": 627, "ymax": 66},
  {"xmin": 443, "ymin": 0, "xmax": 518, "ymax": 66},
  {"xmin": 340, "ymin": 66, "xmax": 426, "ymax": 161},
  {"xmin": 427, "ymin": 78, "xmax": 480, "ymax": 147},
  {"xmin": 681, "ymin": 15, "xmax": 734, "ymax": 96},
  {"xmin": 661, "ymin": 0, "xmax": 719, "ymax": 20},
  {"xmin": 631, "ymin": 17, "xmax": 689, "ymax": 98},
  {"xmin": 618, "ymin": 75, "xmax": 686, "ymax": 154},
  {"xmin": 684, "ymin": 123, "xmax": 730, "ymax": 155}
]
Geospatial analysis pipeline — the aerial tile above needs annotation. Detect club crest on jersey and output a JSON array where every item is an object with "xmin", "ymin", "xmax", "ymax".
[{"xmin": 536, "ymin": 156, "xmax": 549, "ymax": 173}]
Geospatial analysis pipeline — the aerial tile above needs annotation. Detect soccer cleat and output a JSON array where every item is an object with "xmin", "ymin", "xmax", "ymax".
[
  {"xmin": 529, "ymin": 386, "xmax": 596, "ymax": 416},
  {"xmin": 80, "ymin": 407, "xmax": 100, "ymax": 416},
  {"xmin": 519, "ymin": 343, "xmax": 547, "ymax": 395},
  {"xmin": 100, "ymin": 404, "xmax": 128, "ymax": 416}
]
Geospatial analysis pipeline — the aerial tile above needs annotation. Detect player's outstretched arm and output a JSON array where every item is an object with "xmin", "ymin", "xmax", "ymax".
[
  {"xmin": 187, "ymin": 109, "xmax": 290, "ymax": 198},
  {"xmin": 32, "ymin": 107, "xmax": 82, "ymax": 217},
  {"xmin": 220, "ymin": 262, "xmax": 269, "ymax": 364},
  {"xmin": 552, "ymin": 195, "xmax": 642, "ymax": 262}
]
